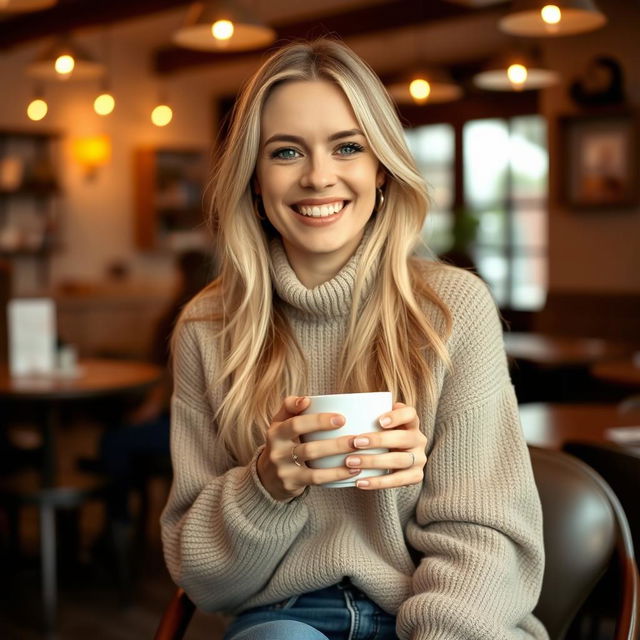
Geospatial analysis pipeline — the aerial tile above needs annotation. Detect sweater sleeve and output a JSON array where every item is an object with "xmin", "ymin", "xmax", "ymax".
[
  {"xmin": 396, "ymin": 270, "xmax": 548, "ymax": 640},
  {"xmin": 160, "ymin": 317, "xmax": 310, "ymax": 613}
]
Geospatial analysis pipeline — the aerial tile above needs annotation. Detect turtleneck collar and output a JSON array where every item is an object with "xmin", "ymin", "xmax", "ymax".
[{"xmin": 269, "ymin": 223, "xmax": 378, "ymax": 319}]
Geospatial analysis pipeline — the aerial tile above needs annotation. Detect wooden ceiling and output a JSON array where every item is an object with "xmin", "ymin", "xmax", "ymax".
[{"xmin": 0, "ymin": 0, "xmax": 507, "ymax": 76}]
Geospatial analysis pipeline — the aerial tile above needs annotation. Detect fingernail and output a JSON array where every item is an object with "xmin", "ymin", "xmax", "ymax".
[
  {"xmin": 331, "ymin": 415, "xmax": 345, "ymax": 426},
  {"xmin": 346, "ymin": 456, "xmax": 361, "ymax": 467},
  {"xmin": 356, "ymin": 480, "xmax": 370, "ymax": 488},
  {"xmin": 349, "ymin": 469, "xmax": 361, "ymax": 476},
  {"xmin": 379, "ymin": 416, "xmax": 392, "ymax": 427},
  {"xmin": 353, "ymin": 437, "xmax": 370, "ymax": 448},
  {"xmin": 296, "ymin": 396, "xmax": 308, "ymax": 407}
]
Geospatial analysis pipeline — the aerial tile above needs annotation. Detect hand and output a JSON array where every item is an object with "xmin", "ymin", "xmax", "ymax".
[
  {"xmin": 343, "ymin": 402, "xmax": 426, "ymax": 490},
  {"xmin": 256, "ymin": 395, "xmax": 362, "ymax": 501}
]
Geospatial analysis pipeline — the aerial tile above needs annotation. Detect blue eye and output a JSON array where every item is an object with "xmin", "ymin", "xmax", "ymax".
[
  {"xmin": 271, "ymin": 148, "xmax": 301, "ymax": 160},
  {"xmin": 336, "ymin": 142, "xmax": 365, "ymax": 156}
]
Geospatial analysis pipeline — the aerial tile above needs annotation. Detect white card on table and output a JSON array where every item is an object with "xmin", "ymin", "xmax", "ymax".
[{"xmin": 7, "ymin": 298, "xmax": 57, "ymax": 377}]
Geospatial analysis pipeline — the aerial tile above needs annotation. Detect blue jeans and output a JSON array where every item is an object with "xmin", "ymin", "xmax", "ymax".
[{"xmin": 224, "ymin": 580, "xmax": 398, "ymax": 640}]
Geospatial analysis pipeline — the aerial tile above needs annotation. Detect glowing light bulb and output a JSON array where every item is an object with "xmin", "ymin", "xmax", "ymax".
[
  {"xmin": 212, "ymin": 19, "xmax": 234, "ymax": 41},
  {"xmin": 94, "ymin": 93, "xmax": 115, "ymax": 116},
  {"xmin": 507, "ymin": 63, "xmax": 528, "ymax": 87},
  {"xmin": 55, "ymin": 54, "xmax": 75, "ymax": 76},
  {"xmin": 151, "ymin": 104, "xmax": 173, "ymax": 127},
  {"xmin": 541, "ymin": 5, "xmax": 561, "ymax": 25},
  {"xmin": 409, "ymin": 78, "xmax": 431, "ymax": 103},
  {"xmin": 27, "ymin": 98, "xmax": 48, "ymax": 121}
]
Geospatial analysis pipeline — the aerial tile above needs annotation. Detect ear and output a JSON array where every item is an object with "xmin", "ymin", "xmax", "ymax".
[
  {"xmin": 252, "ymin": 175, "xmax": 261, "ymax": 195},
  {"xmin": 376, "ymin": 167, "xmax": 386, "ymax": 189}
]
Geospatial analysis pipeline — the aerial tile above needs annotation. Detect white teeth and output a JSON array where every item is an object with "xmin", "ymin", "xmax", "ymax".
[{"xmin": 297, "ymin": 201, "xmax": 345, "ymax": 217}]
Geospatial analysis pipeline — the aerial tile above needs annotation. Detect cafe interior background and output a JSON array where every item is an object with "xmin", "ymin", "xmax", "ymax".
[{"xmin": 1, "ymin": 0, "xmax": 639, "ymax": 638}]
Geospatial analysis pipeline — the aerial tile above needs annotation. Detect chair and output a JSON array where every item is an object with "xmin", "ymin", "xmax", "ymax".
[
  {"xmin": 153, "ymin": 448, "xmax": 640, "ymax": 640},
  {"xmin": 530, "ymin": 446, "xmax": 639, "ymax": 640},
  {"xmin": 562, "ymin": 440, "xmax": 640, "ymax": 582}
]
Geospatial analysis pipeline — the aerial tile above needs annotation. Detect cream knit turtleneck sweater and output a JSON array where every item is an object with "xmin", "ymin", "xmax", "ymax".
[{"xmin": 160, "ymin": 236, "xmax": 548, "ymax": 640}]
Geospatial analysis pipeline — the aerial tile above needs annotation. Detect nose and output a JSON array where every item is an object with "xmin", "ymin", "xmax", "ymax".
[{"xmin": 299, "ymin": 153, "xmax": 336, "ymax": 190}]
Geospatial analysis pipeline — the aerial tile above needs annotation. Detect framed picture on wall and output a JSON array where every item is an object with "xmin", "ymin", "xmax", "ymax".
[
  {"xmin": 560, "ymin": 112, "xmax": 639, "ymax": 209},
  {"xmin": 134, "ymin": 147, "xmax": 209, "ymax": 250}
]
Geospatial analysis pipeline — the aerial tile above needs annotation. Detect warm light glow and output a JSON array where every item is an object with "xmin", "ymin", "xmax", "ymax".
[
  {"xmin": 212, "ymin": 19, "xmax": 234, "ymax": 40},
  {"xmin": 541, "ymin": 5, "xmax": 561, "ymax": 25},
  {"xmin": 54, "ymin": 54, "xmax": 75, "ymax": 76},
  {"xmin": 507, "ymin": 63, "xmax": 528, "ymax": 86},
  {"xmin": 151, "ymin": 104, "xmax": 173, "ymax": 127},
  {"xmin": 94, "ymin": 92, "xmax": 115, "ymax": 116},
  {"xmin": 409, "ymin": 78, "xmax": 431, "ymax": 103},
  {"xmin": 71, "ymin": 135, "xmax": 111, "ymax": 171},
  {"xmin": 27, "ymin": 98, "xmax": 48, "ymax": 121}
]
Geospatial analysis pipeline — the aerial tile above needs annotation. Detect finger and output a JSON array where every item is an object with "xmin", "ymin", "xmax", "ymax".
[
  {"xmin": 282, "ymin": 412, "xmax": 347, "ymax": 440},
  {"xmin": 294, "ymin": 434, "xmax": 359, "ymax": 464},
  {"xmin": 271, "ymin": 395, "xmax": 310, "ymax": 423},
  {"xmin": 285, "ymin": 464, "xmax": 361, "ymax": 488},
  {"xmin": 377, "ymin": 405, "xmax": 419, "ymax": 430},
  {"xmin": 351, "ymin": 430, "xmax": 422, "ymax": 451},
  {"xmin": 355, "ymin": 467, "xmax": 425, "ymax": 490},
  {"xmin": 345, "ymin": 450, "xmax": 424, "ymax": 471}
]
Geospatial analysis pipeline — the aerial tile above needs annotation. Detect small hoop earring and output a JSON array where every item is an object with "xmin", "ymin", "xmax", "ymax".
[
  {"xmin": 253, "ymin": 194, "xmax": 266, "ymax": 221},
  {"xmin": 375, "ymin": 186, "xmax": 385, "ymax": 212}
]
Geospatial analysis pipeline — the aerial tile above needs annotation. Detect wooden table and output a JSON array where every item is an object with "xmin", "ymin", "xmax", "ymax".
[
  {"xmin": 0, "ymin": 358, "xmax": 162, "ymax": 636},
  {"xmin": 519, "ymin": 402, "xmax": 640, "ymax": 451},
  {"xmin": 591, "ymin": 356, "xmax": 640, "ymax": 387},
  {"xmin": 504, "ymin": 332, "xmax": 631, "ymax": 367}
]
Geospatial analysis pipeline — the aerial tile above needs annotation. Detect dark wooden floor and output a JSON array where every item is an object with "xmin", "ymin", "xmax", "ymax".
[{"xmin": 0, "ymin": 420, "xmax": 228, "ymax": 640}]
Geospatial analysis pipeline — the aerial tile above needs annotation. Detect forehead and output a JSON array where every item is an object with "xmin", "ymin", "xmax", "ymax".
[{"xmin": 260, "ymin": 80, "xmax": 359, "ymax": 139}]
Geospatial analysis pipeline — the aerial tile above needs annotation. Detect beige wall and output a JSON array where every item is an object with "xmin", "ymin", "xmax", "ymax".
[{"xmin": 540, "ymin": 0, "xmax": 640, "ymax": 293}]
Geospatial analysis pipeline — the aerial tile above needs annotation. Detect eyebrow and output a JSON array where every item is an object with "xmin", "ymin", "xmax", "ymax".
[{"xmin": 263, "ymin": 128, "xmax": 365, "ymax": 147}]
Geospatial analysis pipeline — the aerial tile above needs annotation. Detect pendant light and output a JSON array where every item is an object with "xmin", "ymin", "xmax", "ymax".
[
  {"xmin": 387, "ymin": 68, "xmax": 463, "ymax": 105},
  {"xmin": 27, "ymin": 35, "xmax": 105, "ymax": 81},
  {"xmin": 0, "ymin": 0, "xmax": 57, "ymax": 12},
  {"xmin": 173, "ymin": 0, "xmax": 275, "ymax": 52},
  {"xmin": 499, "ymin": 1, "xmax": 607, "ymax": 37},
  {"xmin": 473, "ymin": 49, "xmax": 560, "ymax": 91}
]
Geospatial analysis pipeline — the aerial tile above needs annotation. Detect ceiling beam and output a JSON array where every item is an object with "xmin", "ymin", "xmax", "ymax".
[
  {"xmin": 154, "ymin": 0, "xmax": 502, "ymax": 75},
  {"xmin": 0, "ymin": 0, "xmax": 193, "ymax": 51}
]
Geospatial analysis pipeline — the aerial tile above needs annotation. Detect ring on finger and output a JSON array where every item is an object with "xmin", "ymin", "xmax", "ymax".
[
  {"xmin": 291, "ymin": 445, "xmax": 303, "ymax": 467},
  {"xmin": 406, "ymin": 451, "xmax": 415, "ymax": 468}
]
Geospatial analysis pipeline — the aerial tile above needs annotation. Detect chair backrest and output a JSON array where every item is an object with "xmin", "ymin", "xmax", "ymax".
[
  {"xmin": 530, "ymin": 446, "xmax": 639, "ymax": 640},
  {"xmin": 563, "ymin": 440, "xmax": 640, "ymax": 558}
]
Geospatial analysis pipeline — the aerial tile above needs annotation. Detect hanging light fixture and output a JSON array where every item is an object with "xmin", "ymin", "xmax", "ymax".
[
  {"xmin": 387, "ymin": 68, "xmax": 463, "ymax": 105},
  {"xmin": 27, "ymin": 35, "xmax": 105, "ymax": 81},
  {"xmin": 499, "ymin": 1, "xmax": 607, "ymax": 37},
  {"xmin": 0, "ymin": 0, "xmax": 57, "ymax": 12},
  {"xmin": 173, "ymin": 0, "xmax": 276, "ymax": 51},
  {"xmin": 473, "ymin": 49, "xmax": 560, "ymax": 91}
]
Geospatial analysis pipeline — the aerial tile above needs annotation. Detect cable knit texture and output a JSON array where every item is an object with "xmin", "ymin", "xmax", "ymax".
[{"xmin": 160, "ymin": 237, "xmax": 548, "ymax": 640}]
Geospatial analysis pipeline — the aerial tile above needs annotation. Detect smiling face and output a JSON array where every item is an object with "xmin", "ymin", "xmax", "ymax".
[{"xmin": 254, "ymin": 80, "xmax": 384, "ymax": 288}]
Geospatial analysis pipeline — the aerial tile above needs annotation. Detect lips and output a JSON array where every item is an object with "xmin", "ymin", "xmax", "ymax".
[{"xmin": 291, "ymin": 200, "xmax": 348, "ymax": 218}]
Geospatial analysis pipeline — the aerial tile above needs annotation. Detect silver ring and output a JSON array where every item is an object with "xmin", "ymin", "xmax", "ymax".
[
  {"xmin": 406, "ymin": 451, "xmax": 415, "ymax": 468},
  {"xmin": 291, "ymin": 445, "xmax": 303, "ymax": 467}
]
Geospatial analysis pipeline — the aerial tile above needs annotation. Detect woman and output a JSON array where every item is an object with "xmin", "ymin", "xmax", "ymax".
[{"xmin": 161, "ymin": 39, "xmax": 547, "ymax": 640}]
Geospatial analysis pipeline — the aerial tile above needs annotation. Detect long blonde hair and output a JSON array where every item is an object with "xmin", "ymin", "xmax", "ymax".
[{"xmin": 191, "ymin": 39, "xmax": 452, "ymax": 465}]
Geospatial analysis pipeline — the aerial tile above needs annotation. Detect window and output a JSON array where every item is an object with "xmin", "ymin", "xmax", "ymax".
[{"xmin": 405, "ymin": 114, "xmax": 548, "ymax": 311}]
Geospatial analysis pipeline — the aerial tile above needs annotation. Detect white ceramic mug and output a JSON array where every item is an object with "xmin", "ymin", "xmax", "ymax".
[{"xmin": 301, "ymin": 391, "xmax": 392, "ymax": 488}]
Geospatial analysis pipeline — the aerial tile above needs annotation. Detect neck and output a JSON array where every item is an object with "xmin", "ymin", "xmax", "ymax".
[{"xmin": 281, "ymin": 233, "xmax": 364, "ymax": 289}]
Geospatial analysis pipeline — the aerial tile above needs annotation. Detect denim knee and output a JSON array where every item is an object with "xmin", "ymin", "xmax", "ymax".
[{"xmin": 227, "ymin": 619, "xmax": 330, "ymax": 640}]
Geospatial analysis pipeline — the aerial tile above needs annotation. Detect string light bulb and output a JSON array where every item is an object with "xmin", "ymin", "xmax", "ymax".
[
  {"xmin": 541, "ymin": 4, "xmax": 562, "ymax": 24},
  {"xmin": 94, "ymin": 92, "xmax": 115, "ymax": 116},
  {"xmin": 27, "ymin": 98, "xmax": 48, "ymax": 121},
  {"xmin": 54, "ymin": 53, "xmax": 75, "ymax": 76},
  {"xmin": 151, "ymin": 104, "xmax": 173, "ymax": 127}
]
